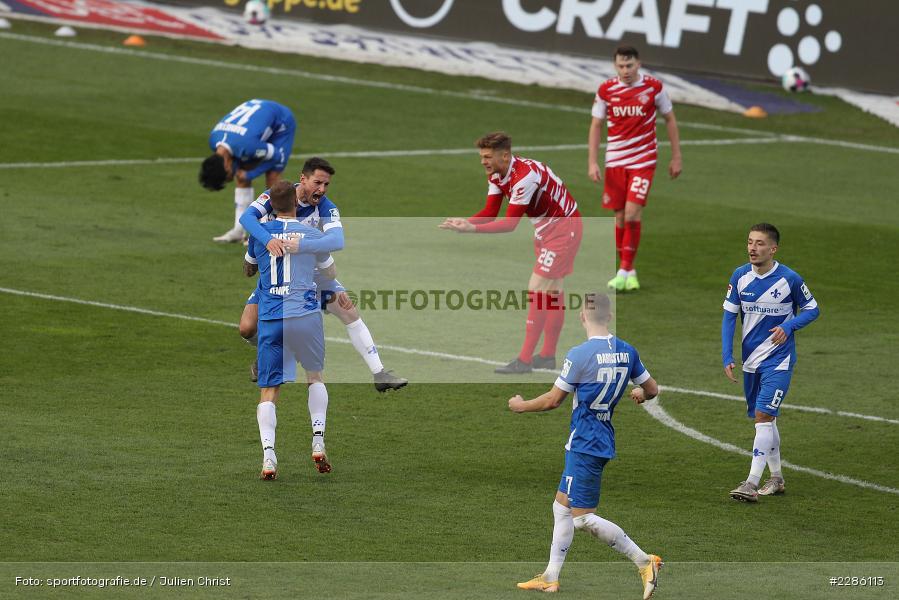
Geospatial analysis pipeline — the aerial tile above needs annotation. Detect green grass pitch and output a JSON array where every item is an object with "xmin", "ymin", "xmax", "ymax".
[{"xmin": 1, "ymin": 20, "xmax": 897, "ymax": 599}]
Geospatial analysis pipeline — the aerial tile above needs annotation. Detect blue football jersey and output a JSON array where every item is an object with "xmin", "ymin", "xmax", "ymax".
[
  {"xmin": 554, "ymin": 335, "xmax": 650, "ymax": 459},
  {"xmin": 723, "ymin": 262, "xmax": 818, "ymax": 373},
  {"xmin": 208, "ymin": 99, "xmax": 294, "ymax": 171},
  {"xmin": 240, "ymin": 183, "xmax": 343, "ymax": 267},
  {"xmin": 248, "ymin": 187, "xmax": 342, "ymax": 233},
  {"xmin": 249, "ymin": 219, "xmax": 331, "ymax": 321},
  {"xmin": 243, "ymin": 186, "xmax": 342, "ymax": 259}
]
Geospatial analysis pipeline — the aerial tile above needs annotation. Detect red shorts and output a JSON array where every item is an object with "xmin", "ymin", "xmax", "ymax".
[
  {"xmin": 533, "ymin": 216, "xmax": 583, "ymax": 279},
  {"xmin": 602, "ymin": 166, "xmax": 656, "ymax": 210}
]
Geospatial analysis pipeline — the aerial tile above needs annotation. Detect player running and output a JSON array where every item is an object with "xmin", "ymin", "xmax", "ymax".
[
  {"xmin": 588, "ymin": 46, "xmax": 682, "ymax": 292},
  {"xmin": 440, "ymin": 132, "xmax": 582, "ymax": 374},
  {"xmin": 200, "ymin": 99, "xmax": 296, "ymax": 244},
  {"xmin": 723, "ymin": 223, "xmax": 819, "ymax": 501},
  {"xmin": 240, "ymin": 157, "xmax": 407, "ymax": 392},
  {"xmin": 509, "ymin": 292, "xmax": 662, "ymax": 599},
  {"xmin": 248, "ymin": 181, "xmax": 344, "ymax": 480}
]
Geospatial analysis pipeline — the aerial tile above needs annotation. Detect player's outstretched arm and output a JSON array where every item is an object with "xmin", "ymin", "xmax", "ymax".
[
  {"xmin": 239, "ymin": 205, "xmax": 289, "ymax": 256},
  {"xmin": 296, "ymin": 227, "xmax": 345, "ymax": 254},
  {"xmin": 439, "ymin": 218, "xmax": 475, "ymax": 233},
  {"xmin": 509, "ymin": 385, "xmax": 569, "ymax": 413}
]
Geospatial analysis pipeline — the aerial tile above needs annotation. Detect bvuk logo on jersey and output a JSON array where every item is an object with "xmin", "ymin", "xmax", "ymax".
[
  {"xmin": 329, "ymin": 207, "xmax": 340, "ymax": 220},
  {"xmin": 561, "ymin": 359, "xmax": 572, "ymax": 378}
]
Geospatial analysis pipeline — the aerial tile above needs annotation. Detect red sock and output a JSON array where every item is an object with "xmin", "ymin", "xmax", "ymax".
[
  {"xmin": 539, "ymin": 292, "xmax": 565, "ymax": 359},
  {"xmin": 620, "ymin": 221, "xmax": 642, "ymax": 271},
  {"xmin": 615, "ymin": 225, "xmax": 625, "ymax": 263},
  {"xmin": 519, "ymin": 291, "xmax": 547, "ymax": 363}
]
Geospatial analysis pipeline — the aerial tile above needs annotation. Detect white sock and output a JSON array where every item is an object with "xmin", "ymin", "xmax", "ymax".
[
  {"xmin": 345, "ymin": 318, "xmax": 384, "ymax": 374},
  {"xmin": 256, "ymin": 401, "xmax": 276, "ymax": 462},
  {"xmin": 234, "ymin": 187, "xmax": 255, "ymax": 230},
  {"xmin": 748, "ymin": 422, "xmax": 775, "ymax": 486},
  {"xmin": 767, "ymin": 419, "xmax": 782, "ymax": 478},
  {"xmin": 616, "ymin": 268, "xmax": 629, "ymax": 278},
  {"xmin": 543, "ymin": 501, "xmax": 574, "ymax": 582},
  {"xmin": 308, "ymin": 382, "xmax": 328, "ymax": 435},
  {"xmin": 626, "ymin": 269, "xmax": 637, "ymax": 277},
  {"xmin": 573, "ymin": 513, "xmax": 650, "ymax": 568}
]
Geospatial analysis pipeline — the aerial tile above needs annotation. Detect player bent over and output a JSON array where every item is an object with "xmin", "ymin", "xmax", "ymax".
[
  {"xmin": 248, "ymin": 181, "xmax": 344, "ymax": 479},
  {"xmin": 588, "ymin": 47, "xmax": 682, "ymax": 291},
  {"xmin": 722, "ymin": 223, "xmax": 819, "ymax": 501},
  {"xmin": 509, "ymin": 293, "xmax": 662, "ymax": 598},
  {"xmin": 441, "ymin": 132, "xmax": 582, "ymax": 374},
  {"xmin": 200, "ymin": 99, "xmax": 296, "ymax": 243},
  {"xmin": 240, "ymin": 158, "xmax": 407, "ymax": 392}
]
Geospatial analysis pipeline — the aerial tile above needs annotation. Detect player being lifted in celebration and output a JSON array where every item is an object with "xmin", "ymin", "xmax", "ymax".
[
  {"xmin": 440, "ymin": 132, "xmax": 582, "ymax": 374},
  {"xmin": 247, "ymin": 180, "xmax": 344, "ymax": 479},
  {"xmin": 588, "ymin": 46, "xmax": 682, "ymax": 292},
  {"xmin": 509, "ymin": 292, "xmax": 662, "ymax": 599},
  {"xmin": 722, "ymin": 223, "xmax": 819, "ymax": 502},
  {"xmin": 240, "ymin": 157, "xmax": 407, "ymax": 392},
  {"xmin": 200, "ymin": 99, "xmax": 296, "ymax": 243}
]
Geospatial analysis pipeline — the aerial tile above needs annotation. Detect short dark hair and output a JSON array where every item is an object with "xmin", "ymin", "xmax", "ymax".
[
  {"xmin": 269, "ymin": 180, "xmax": 297, "ymax": 215},
  {"xmin": 302, "ymin": 157, "xmax": 335, "ymax": 177},
  {"xmin": 476, "ymin": 131, "xmax": 512, "ymax": 151},
  {"xmin": 199, "ymin": 154, "xmax": 228, "ymax": 191},
  {"xmin": 750, "ymin": 222, "xmax": 780, "ymax": 245},
  {"xmin": 614, "ymin": 46, "xmax": 640, "ymax": 60},
  {"xmin": 583, "ymin": 292, "xmax": 612, "ymax": 324}
]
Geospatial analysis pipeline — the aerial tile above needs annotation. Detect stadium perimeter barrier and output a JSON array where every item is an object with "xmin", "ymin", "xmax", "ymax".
[{"xmin": 171, "ymin": 0, "xmax": 897, "ymax": 94}]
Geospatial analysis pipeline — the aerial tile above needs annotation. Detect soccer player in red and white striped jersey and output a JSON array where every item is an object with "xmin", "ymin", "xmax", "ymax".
[
  {"xmin": 441, "ymin": 132, "xmax": 582, "ymax": 374},
  {"xmin": 588, "ymin": 46, "xmax": 682, "ymax": 292}
]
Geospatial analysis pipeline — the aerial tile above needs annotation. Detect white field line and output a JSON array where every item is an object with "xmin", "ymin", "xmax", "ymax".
[
  {"xmin": 643, "ymin": 397, "xmax": 899, "ymax": 496},
  {"xmin": 3, "ymin": 286, "xmax": 897, "ymax": 426},
  {"xmin": 3, "ymin": 285, "xmax": 898, "ymax": 495},
  {"xmin": 0, "ymin": 138, "xmax": 779, "ymax": 170},
  {"xmin": 3, "ymin": 32, "xmax": 899, "ymax": 155},
  {"xmin": 662, "ymin": 386, "xmax": 899, "ymax": 425}
]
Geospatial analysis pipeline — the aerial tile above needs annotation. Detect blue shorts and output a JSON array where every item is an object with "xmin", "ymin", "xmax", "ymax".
[
  {"xmin": 245, "ymin": 120, "xmax": 296, "ymax": 178},
  {"xmin": 315, "ymin": 276, "xmax": 346, "ymax": 309},
  {"xmin": 257, "ymin": 312, "xmax": 325, "ymax": 387},
  {"xmin": 557, "ymin": 450, "xmax": 609, "ymax": 509},
  {"xmin": 743, "ymin": 368, "xmax": 793, "ymax": 417}
]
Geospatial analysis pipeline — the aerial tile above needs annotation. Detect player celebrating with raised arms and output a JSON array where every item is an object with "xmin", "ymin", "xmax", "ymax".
[
  {"xmin": 588, "ymin": 46, "xmax": 682, "ymax": 292},
  {"xmin": 247, "ymin": 180, "xmax": 344, "ymax": 480},
  {"xmin": 509, "ymin": 292, "xmax": 662, "ymax": 599},
  {"xmin": 441, "ymin": 132, "xmax": 582, "ymax": 374},
  {"xmin": 200, "ymin": 99, "xmax": 296, "ymax": 243},
  {"xmin": 723, "ymin": 223, "xmax": 819, "ymax": 502}
]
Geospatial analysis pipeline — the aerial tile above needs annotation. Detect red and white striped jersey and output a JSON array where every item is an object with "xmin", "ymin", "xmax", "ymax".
[
  {"xmin": 472, "ymin": 155, "xmax": 578, "ymax": 235},
  {"xmin": 592, "ymin": 74, "xmax": 673, "ymax": 170}
]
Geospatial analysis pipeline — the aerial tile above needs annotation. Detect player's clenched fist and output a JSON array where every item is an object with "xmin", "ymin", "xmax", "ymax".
[
  {"xmin": 508, "ymin": 395, "xmax": 526, "ymax": 413},
  {"xmin": 630, "ymin": 387, "xmax": 646, "ymax": 404}
]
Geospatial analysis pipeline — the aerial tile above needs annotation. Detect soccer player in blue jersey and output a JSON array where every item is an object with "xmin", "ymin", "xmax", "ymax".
[
  {"xmin": 509, "ymin": 292, "xmax": 663, "ymax": 599},
  {"xmin": 200, "ymin": 99, "xmax": 296, "ymax": 244},
  {"xmin": 239, "ymin": 157, "xmax": 407, "ymax": 392},
  {"xmin": 722, "ymin": 223, "xmax": 820, "ymax": 502},
  {"xmin": 248, "ymin": 180, "xmax": 344, "ymax": 480}
]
